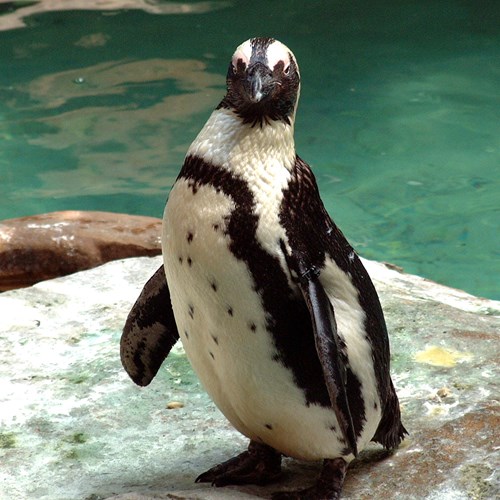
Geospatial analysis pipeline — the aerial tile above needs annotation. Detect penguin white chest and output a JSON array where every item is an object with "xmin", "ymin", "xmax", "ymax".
[
  {"xmin": 162, "ymin": 178, "xmax": 350, "ymax": 461},
  {"xmin": 162, "ymin": 178, "xmax": 270, "ymax": 422}
]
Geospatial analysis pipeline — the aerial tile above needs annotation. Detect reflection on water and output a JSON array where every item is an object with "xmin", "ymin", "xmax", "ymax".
[
  {"xmin": 0, "ymin": 1, "xmax": 498, "ymax": 299},
  {"xmin": 0, "ymin": 0, "xmax": 231, "ymax": 31},
  {"xmin": 22, "ymin": 58, "xmax": 223, "ymax": 198}
]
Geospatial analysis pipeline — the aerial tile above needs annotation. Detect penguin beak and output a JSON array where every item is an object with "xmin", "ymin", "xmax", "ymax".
[{"xmin": 245, "ymin": 62, "xmax": 273, "ymax": 103}]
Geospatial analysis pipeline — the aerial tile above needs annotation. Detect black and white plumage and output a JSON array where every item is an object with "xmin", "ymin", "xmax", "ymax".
[{"xmin": 121, "ymin": 37, "xmax": 406, "ymax": 499}]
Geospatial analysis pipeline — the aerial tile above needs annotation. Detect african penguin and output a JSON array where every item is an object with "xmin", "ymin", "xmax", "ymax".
[{"xmin": 121, "ymin": 37, "xmax": 407, "ymax": 499}]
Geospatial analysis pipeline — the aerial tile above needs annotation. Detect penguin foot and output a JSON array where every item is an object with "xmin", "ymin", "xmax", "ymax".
[
  {"xmin": 272, "ymin": 457, "xmax": 348, "ymax": 500},
  {"xmin": 195, "ymin": 440, "xmax": 282, "ymax": 486}
]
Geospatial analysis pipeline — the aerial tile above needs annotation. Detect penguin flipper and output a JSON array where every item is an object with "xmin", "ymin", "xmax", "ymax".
[
  {"xmin": 120, "ymin": 264, "xmax": 179, "ymax": 386},
  {"xmin": 296, "ymin": 263, "xmax": 358, "ymax": 457},
  {"xmin": 372, "ymin": 378, "xmax": 408, "ymax": 449}
]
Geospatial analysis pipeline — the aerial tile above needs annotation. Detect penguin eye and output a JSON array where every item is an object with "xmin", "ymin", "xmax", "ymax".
[
  {"xmin": 232, "ymin": 58, "xmax": 246, "ymax": 74},
  {"xmin": 273, "ymin": 61, "xmax": 289, "ymax": 76}
]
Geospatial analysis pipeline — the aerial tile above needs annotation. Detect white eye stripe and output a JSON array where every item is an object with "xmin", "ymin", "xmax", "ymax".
[
  {"xmin": 266, "ymin": 40, "xmax": 291, "ymax": 72},
  {"xmin": 232, "ymin": 40, "xmax": 252, "ymax": 69},
  {"xmin": 230, "ymin": 38, "xmax": 298, "ymax": 77}
]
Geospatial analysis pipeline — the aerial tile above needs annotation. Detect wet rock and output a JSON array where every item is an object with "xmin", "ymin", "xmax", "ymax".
[
  {"xmin": 0, "ymin": 211, "xmax": 161, "ymax": 291},
  {"xmin": 0, "ymin": 256, "xmax": 498, "ymax": 499}
]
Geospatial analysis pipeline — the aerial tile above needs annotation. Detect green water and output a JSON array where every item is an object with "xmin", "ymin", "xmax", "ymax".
[{"xmin": 0, "ymin": 0, "xmax": 498, "ymax": 300}]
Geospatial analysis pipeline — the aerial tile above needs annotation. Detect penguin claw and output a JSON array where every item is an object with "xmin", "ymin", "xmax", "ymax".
[
  {"xmin": 195, "ymin": 440, "xmax": 282, "ymax": 486},
  {"xmin": 271, "ymin": 457, "xmax": 347, "ymax": 500}
]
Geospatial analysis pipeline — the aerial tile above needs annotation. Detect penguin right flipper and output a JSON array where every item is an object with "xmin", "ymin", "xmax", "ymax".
[
  {"xmin": 120, "ymin": 265, "xmax": 179, "ymax": 387},
  {"xmin": 296, "ymin": 262, "xmax": 358, "ymax": 457},
  {"xmin": 372, "ymin": 378, "xmax": 408, "ymax": 449}
]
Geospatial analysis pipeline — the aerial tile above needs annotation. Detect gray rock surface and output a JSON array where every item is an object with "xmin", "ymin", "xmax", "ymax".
[{"xmin": 0, "ymin": 256, "xmax": 498, "ymax": 500}]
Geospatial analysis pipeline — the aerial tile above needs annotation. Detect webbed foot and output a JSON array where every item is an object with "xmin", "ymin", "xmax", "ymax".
[
  {"xmin": 196, "ymin": 440, "xmax": 282, "ymax": 486},
  {"xmin": 272, "ymin": 457, "xmax": 348, "ymax": 500}
]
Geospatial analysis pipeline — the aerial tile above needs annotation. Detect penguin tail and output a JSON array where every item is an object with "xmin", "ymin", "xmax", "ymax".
[{"xmin": 371, "ymin": 379, "xmax": 408, "ymax": 450}]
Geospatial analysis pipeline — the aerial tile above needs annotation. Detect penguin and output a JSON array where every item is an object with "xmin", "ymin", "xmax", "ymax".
[{"xmin": 120, "ymin": 37, "xmax": 407, "ymax": 499}]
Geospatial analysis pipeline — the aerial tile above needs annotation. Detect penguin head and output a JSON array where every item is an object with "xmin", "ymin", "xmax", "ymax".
[{"xmin": 218, "ymin": 37, "xmax": 301, "ymax": 127}]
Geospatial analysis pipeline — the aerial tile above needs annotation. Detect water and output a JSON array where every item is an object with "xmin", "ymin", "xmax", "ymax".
[{"xmin": 0, "ymin": 0, "xmax": 498, "ymax": 300}]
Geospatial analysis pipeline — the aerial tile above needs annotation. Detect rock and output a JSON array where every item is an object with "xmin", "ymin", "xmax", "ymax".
[
  {"xmin": 0, "ymin": 211, "xmax": 161, "ymax": 291},
  {"xmin": 0, "ymin": 256, "xmax": 498, "ymax": 499}
]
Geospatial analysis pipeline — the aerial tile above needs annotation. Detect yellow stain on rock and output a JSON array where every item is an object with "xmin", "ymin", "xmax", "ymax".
[{"xmin": 414, "ymin": 346, "xmax": 473, "ymax": 367}]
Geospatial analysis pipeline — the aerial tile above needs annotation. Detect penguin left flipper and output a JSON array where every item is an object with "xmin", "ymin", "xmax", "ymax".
[
  {"xmin": 295, "ymin": 261, "xmax": 358, "ymax": 458},
  {"xmin": 120, "ymin": 265, "xmax": 179, "ymax": 386}
]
